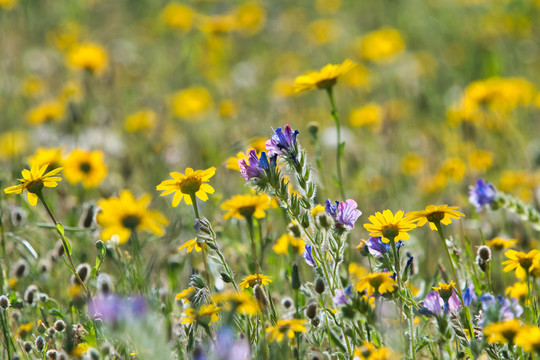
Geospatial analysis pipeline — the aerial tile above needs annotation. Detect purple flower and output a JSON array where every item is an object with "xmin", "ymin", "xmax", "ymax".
[
  {"xmin": 325, "ymin": 199, "xmax": 362, "ymax": 229},
  {"xmin": 213, "ymin": 327, "xmax": 250, "ymax": 360},
  {"xmin": 366, "ymin": 237, "xmax": 404, "ymax": 258},
  {"xmin": 447, "ymin": 292, "xmax": 461, "ymax": 312},
  {"xmin": 88, "ymin": 294, "xmax": 147, "ymax": 322},
  {"xmin": 463, "ymin": 283, "xmax": 476, "ymax": 306},
  {"xmin": 499, "ymin": 296, "xmax": 523, "ymax": 321},
  {"xmin": 303, "ymin": 245, "xmax": 315, "ymax": 267},
  {"xmin": 265, "ymin": 124, "xmax": 299, "ymax": 158},
  {"xmin": 239, "ymin": 150, "xmax": 275, "ymax": 181},
  {"xmin": 333, "ymin": 289, "xmax": 350, "ymax": 306},
  {"xmin": 423, "ymin": 291, "xmax": 444, "ymax": 315},
  {"xmin": 469, "ymin": 179, "xmax": 496, "ymax": 211}
]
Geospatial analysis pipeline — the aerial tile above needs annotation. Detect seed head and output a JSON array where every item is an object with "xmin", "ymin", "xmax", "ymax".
[
  {"xmin": 35, "ymin": 336, "xmax": 45, "ymax": 352},
  {"xmin": 0, "ymin": 295, "xmax": 10, "ymax": 310},
  {"xmin": 306, "ymin": 302, "xmax": 317, "ymax": 319},
  {"xmin": 477, "ymin": 245, "xmax": 491, "ymax": 262},
  {"xmin": 314, "ymin": 277, "xmax": 325, "ymax": 294},
  {"xmin": 54, "ymin": 319, "xmax": 66, "ymax": 332}
]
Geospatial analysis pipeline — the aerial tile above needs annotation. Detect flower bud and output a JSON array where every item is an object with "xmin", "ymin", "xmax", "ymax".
[
  {"xmin": 281, "ymin": 296, "xmax": 294, "ymax": 310},
  {"xmin": 0, "ymin": 295, "xmax": 10, "ymax": 310},
  {"xmin": 477, "ymin": 245, "xmax": 491, "ymax": 262},
  {"xmin": 35, "ymin": 336, "xmax": 45, "ymax": 352},
  {"xmin": 305, "ymin": 302, "xmax": 317, "ymax": 319},
  {"xmin": 253, "ymin": 284, "xmax": 268, "ymax": 310},
  {"xmin": 54, "ymin": 319, "xmax": 66, "ymax": 332},
  {"xmin": 314, "ymin": 277, "xmax": 325, "ymax": 294},
  {"xmin": 23, "ymin": 341, "xmax": 32, "ymax": 353},
  {"xmin": 46, "ymin": 350, "xmax": 57, "ymax": 359},
  {"xmin": 291, "ymin": 264, "xmax": 300, "ymax": 290},
  {"xmin": 288, "ymin": 222, "xmax": 302, "ymax": 238}
]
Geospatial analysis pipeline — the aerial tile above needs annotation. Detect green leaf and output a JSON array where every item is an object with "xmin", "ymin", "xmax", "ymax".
[
  {"xmin": 56, "ymin": 223, "xmax": 65, "ymax": 236},
  {"xmin": 49, "ymin": 309, "xmax": 64, "ymax": 318}
]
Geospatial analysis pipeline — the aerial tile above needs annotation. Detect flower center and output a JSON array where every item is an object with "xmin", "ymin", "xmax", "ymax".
[
  {"xmin": 519, "ymin": 257, "xmax": 533, "ymax": 270},
  {"xmin": 382, "ymin": 226, "xmax": 399, "ymax": 240},
  {"xmin": 180, "ymin": 177, "xmax": 202, "ymax": 195},
  {"xmin": 26, "ymin": 180, "xmax": 44, "ymax": 194},
  {"xmin": 316, "ymin": 78, "xmax": 337, "ymax": 89},
  {"xmin": 121, "ymin": 215, "xmax": 141, "ymax": 230},
  {"xmin": 80, "ymin": 162, "xmax": 92, "ymax": 174},
  {"xmin": 239, "ymin": 205, "xmax": 256, "ymax": 218},
  {"xmin": 426, "ymin": 211, "xmax": 445, "ymax": 223},
  {"xmin": 278, "ymin": 324, "xmax": 290, "ymax": 332}
]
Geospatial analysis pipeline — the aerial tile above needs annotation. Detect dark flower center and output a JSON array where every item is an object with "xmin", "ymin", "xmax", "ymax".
[
  {"xmin": 519, "ymin": 257, "xmax": 533, "ymax": 270},
  {"xmin": 382, "ymin": 226, "xmax": 399, "ymax": 240},
  {"xmin": 316, "ymin": 78, "xmax": 337, "ymax": 90},
  {"xmin": 239, "ymin": 205, "xmax": 256, "ymax": 218},
  {"xmin": 180, "ymin": 177, "xmax": 201, "ymax": 195},
  {"xmin": 80, "ymin": 162, "xmax": 92, "ymax": 174},
  {"xmin": 122, "ymin": 215, "xmax": 141, "ymax": 230},
  {"xmin": 26, "ymin": 180, "xmax": 44, "ymax": 194},
  {"xmin": 426, "ymin": 211, "xmax": 445, "ymax": 223}
]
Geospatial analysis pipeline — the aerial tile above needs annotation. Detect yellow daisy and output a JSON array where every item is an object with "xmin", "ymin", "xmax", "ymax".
[
  {"xmin": 486, "ymin": 237, "xmax": 518, "ymax": 251},
  {"xmin": 212, "ymin": 291, "xmax": 261, "ymax": 315},
  {"xmin": 406, "ymin": 204, "xmax": 465, "ymax": 231},
  {"xmin": 432, "ymin": 281, "xmax": 455, "ymax": 301},
  {"xmin": 265, "ymin": 319, "xmax": 307, "ymax": 342},
  {"xmin": 175, "ymin": 286, "xmax": 196, "ymax": 304},
  {"xmin": 239, "ymin": 273, "xmax": 272, "ymax": 289},
  {"xmin": 63, "ymin": 149, "xmax": 107, "ymax": 188},
  {"xmin": 293, "ymin": 59, "xmax": 356, "ymax": 93},
  {"xmin": 27, "ymin": 147, "xmax": 63, "ymax": 169},
  {"xmin": 4, "ymin": 163, "xmax": 63, "ymax": 206},
  {"xmin": 502, "ymin": 249, "xmax": 540, "ymax": 279},
  {"xmin": 178, "ymin": 238, "xmax": 206, "ymax": 253},
  {"xmin": 181, "ymin": 304, "xmax": 221, "ymax": 325},
  {"xmin": 156, "ymin": 167, "xmax": 216, "ymax": 207},
  {"xmin": 363, "ymin": 209, "xmax": 416, "ymax": 243},
  {"xmin": 221, "ymin": 194, "xmax": 271, "ymax": 220},
  {"xmin": 96, "ymin": 190, "xmax": 169, "ymax": 244},
  {"xmin": 67, "ymin": 42, "xmax": 108, "ymax": 75},
  {"xmin": 515, "ymin": 325, "xmax": 540, "ymax": 352},
  {"xmin": 355, "ymin": 272, "xmax": 396, "ymax": 296},
  {"xmin": 484, "ymin": 319, "xmax": 522, "ymax": 345}
]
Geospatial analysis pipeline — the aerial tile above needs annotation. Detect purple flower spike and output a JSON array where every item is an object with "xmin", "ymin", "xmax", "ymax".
[
  {"xmin": 303, "ymin": 244, "xmax": 315, "ymax": 267},
  {"xmin": 469, "ymin": 179, "xmax": 496, "ymax": 211},
  {"xmin": 239, "ymin": 150, "xmax": 272, "ymax": 181},
  {"xmin": 265, "ymin": 124, "xmax": 299, "ymax": 157}
]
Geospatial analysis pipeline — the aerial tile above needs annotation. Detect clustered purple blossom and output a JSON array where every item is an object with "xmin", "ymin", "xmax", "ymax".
[
  {"xmin": 421, "ymin": 290, "xmax": 461, "ymax": 315},
  {"xmin": 469, "ymin": 179, "xmax": 496, "ymax": 211},
  {"xmin": 88, "ymin": 294, "xmax": 147, "ymax": 322},
  {"xmin": 238, "ymin": 150, "xmax": 275, "ymax": 182},
  {"xmin": 480, "ymin": 294, "xmax": 523, "ymax": 324},
  {"xmin": 325, "ymin": 199, "xmax": 362, "ymax": 229},
  {"xmin": 366, "ymin": 237, "xmax": 404, "ymax": 258},
  {"xmin": 265, "ymin": 124, "xmax": 299, "ymax": 159},
  {"xmin": 303, "ymin": 244, "xmax": 315, "ymax": 267}
]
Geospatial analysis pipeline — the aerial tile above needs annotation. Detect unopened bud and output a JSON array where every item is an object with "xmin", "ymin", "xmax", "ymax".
[
  {"xmin": 253, "ymin": 284, "xmax": 268, "ymax": 310},
  {"xmin": 477, "ymin": 245, "xmax": 491, "ymax": 262},
  {"xmin": 288, "ymin": 222, "xmax": 302, "ymax": 238},
  {"xmin": 307, "ymin": 122, "xmax": 319, "ymax": 138},
  {"xmin": 476, "ymin": 256, "xmax": 487, "ymax": 273},
  {"xmin": 0, "ymin": 295, "xmax": 10, "ymax": 310},
  {"xmin": 306, "ymin": 303, "xmax": 317, "ymax": 319},
  {"xmin": 291, "ymin": 264, "xmax": 300, "ymax": 290},
  {"xmin": 54, "ymin": 320, "xmax": 66, "ymax": 332},
  {"xmin": 314, "ymin": 277, "xmax": 325, "ymax": 294},
  {"xmin": 220, "ymin": 272, "xmax": 233, "ymax": 283},
  {"xmin": 35, "ymin": 336, "xmax": 45, "ymax": 352},
  {"xmin": 23, "ymin": 341, "xmax": 32, "ymax": 353}
]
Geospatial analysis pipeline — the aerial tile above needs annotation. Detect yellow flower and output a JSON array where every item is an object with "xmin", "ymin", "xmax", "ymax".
[
  {"xmin": 226, "ymin": 151, "xmax": 250, "ymax": 171},
  {"xmin": 124, "ymin": 109, "xmax": 157, "ymax": 133},
  {"xmin": 178, "ymin": 238, "xmax": 206, "ymax": 253},
  {"xmin": 506, "ymin": 282, "xmax": 528, "ymax": 301},
  {"xmin": 26, "ymin": 100, "xmax": 65, "ymax": 125},
  {"xmin": 239, "ymin": 273, "xmax": 272, "ymax": 289},
  {"xmin": 170, "ymin": 86, "xmax": 213, "ymax": 120},
  {"xmin": 354, "ymin": 341, "xmax": 377, "ymax": 360},
  {"xmin": 221, "ymin": 194, "xmax": 271, "ymax": 220},
  {"xmin": 349, "ymin": 103, "xmax": 383, "ymax": 131},
  {"xmin": 432, "ymin": 281, "xmax": 455, "ymax": 301},
  {"xmin": 20, "ymin": 75, "xmax": 46, "ymax": 98},
  {"xmin": 212, "ymin": 291, "xmax": 261, "ymax": 315},
  {"xmin": 233, "ymin": 1, "xmax": 266, "ymax": 35},
  {"xmin": 0, "ymin": 0, "xmax": 17, "ymax": 11},
  {"xmin": 484, "ymin": 319, "xmax": 522, "ymax": 344},
  {"xmin": 349, "ymin": 262, "xmax": 368, "ymax": 281},
  {"xmin": 67, "ymin": 42, "xmax": 108, "ymax": 75},
  {"xmin": 341, "ymin": 64, "xmax": 370, "ymax": 89},
  {"xmin": 265, "ymin": 319, "xmax": 307, "ymax": 342},
  {"xmin": 400, "ymin": 153, "xmax": 425, "ymax": 175},
  {"xmin": 486, "ymin": 237, "xmax": 518, "ymax": 251},
  {"xmin": 502, "ymin": 249, "xmax": 540, "ymax": 279},
  {"xmin": 181, "ymin": 304, "xmax": 221, "ymax": 325},
  {"xmin": 293, "ymin": 59, "xmax": 356, "ymax": 93},
  {"xmin": 71, "ymin": 343, "xmax": 90, "ymax": 357},
  {"xmin": 356, "ymin": 27, "xmax": 405, "ymax": 63},
  {"xmin": 439, "ymin": 157, "xmax": 466, "ymax": 182},
  {"xmin": 468, "ymin": 150, "xmax": 493, "ymax": 172},
  {"xmin": 97, "ymin": 190, "xmax": 169, "ymax": 244},
  {"xmin": 363, "ymin": 209, "xmax": 416, "ymax": 243},
  {"xmin": 307, "ymin": 19, "xmax": 341, "ymax": 45},
  {"xmin": 27, "ymin": 147, "xmax": 63, "ymax": 169},
  {"xmin": 59, "ymin": 80, "xmax": 83, "ymax": 103},
  {"xmin": 219, "ymin": 100, "xmax": 237, "ymax": 119},
  {"xmin": 356, "ymin": 272, "xmax": 396, "ymax": 296},
  {"xmin": 63, "ymin": 149, "xmax": 107, "ymax": 188},
  {"xmin": 0, "ymin": 131, "xmax": 28, "ymax": 160},
  {"xmin": 161, "ymin": 3, "xmax": 196, "ymax": 31},
  {"xmin": 4, "ymin": 163, "xmax": 63, "ymax": 206},
  {"xmin": 272, "ymin": 233, "xmax": 306, "ymax": 255},
  {"xmin": 515, "ymin": 325, "xmax": 540, "ymax": 352},
  {"xmin": 156, "ymin": 167, "xmax": 216, "ymax": 207},
  {"xmin": 406, "ymin": 204, "xmax": 465, "ymax": 231},
  {"xmin": 15, "ymin": 322, "xmax": 33, "ymax": 339},
  {"xmin": 175, "ymin": 286, "xmax": 196, "ymax": 304}
]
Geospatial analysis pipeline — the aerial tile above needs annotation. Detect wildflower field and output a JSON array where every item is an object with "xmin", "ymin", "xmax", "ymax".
[{"xmin": 3, "ymin": 0, "xmax": 540, "ymax": 359}]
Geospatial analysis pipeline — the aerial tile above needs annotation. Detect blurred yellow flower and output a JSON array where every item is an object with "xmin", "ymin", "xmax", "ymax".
[
  {"xmin": 181, "ymin": 304, "xmax": 220, "ymax": 325},
  {"xmin": 468, "ymin": 150, "xmax": 493, "ymax": 172},
  {"xmin": 0, "ymin": 131, "xmax": 28, "ymax": 160},
  {"xmin": 170, "ymin": 86, "xmax": 213, "ymax": 120},
  {"xmin": 502, "ymin": 249, "xmax": 540, "ymax": 279},
  {"xmin": 239, "ymin": 273, "xmax": 271, "ymax": 289},
  {"xmin": 156, "ymin": 167, "xmax": 216, "ymax": 207},
  {"xmin": 349, "ymin": 103, "xmax": 383, "ymax": 131},
  {"xmin": 219, "ymin": 100, "xmax": 237, "ymax": 119},
  {"xmin": 213, "ymin": 291, "xmax": 261, "ymax": 315},
  {"xmin": 59, "ymin": 80, "xmax": 83, "ymax": 103},
  {"xmin": 439, "ymin": 157, "xmax": 466, "ymax": 182},
  {"xmin": 221, "ymin": 194, "xmax": 271, "ymax": 220},
  {"xmin": 175, "ymin": 286, "xmax": 196, "ymax": 304},
  {"xmin": 234, "ymin": 1, "xmax": 266, "ymax": 35},
  {"xmin": 294, "ymin": 59, "xmax": 356, "ymax": 93},
  {"xmin": 506, "ymin": 282, "xmax": 527, "ymax": 301},
  {"xmin": 4, "ymin": 163, "xmax": 63, "ymax": 206},
  {"xmin": 307, "ymin": 19, "xmax": 341, "ymax": 45},
  {"xmin": 26, "ymin": 100, "xmax": 65, "ymax": 125},
  {"xmin": 484, "ymin": 319, "xmax": 522, "ymax": 344},
  {"xmin": 272, "ymin": 78, "xmax": 296, "ymax": 97},
  {"xmin": 315, "ymin": 0, "xmax": 341, "ymax": 14},
  {"xmin": 124, "ymin": 109, "xmax": 157, "ymax": 133},
  {"xmin": 97, "ymin": 190, "xmax": 168, "ymax": 244},
  {"xmin": 46, "ymin": 21, "xmax": 82, "ymax": 51},
  {"xmin": 266, "ymin": 319, "xmax": 307, "ymax": 342},
  {"xmin": 272, "ymin": 233, "xmax": 306, "ymax": 255},
  {"xmin": 197, "ymin": 14, "xmax": 237, "ymax": 34},
  {"xmin": 0, "ymin": 0, "xmax": 17, "ymax": 11},
  {"xmin": 400, "ymin": 153, "xmax": 425, "ymax": 175},
  {"xmin": 63, "ymin": 149, "xmax": 107, "ymax": 188},
  {"xmin": 20, "ymin": 75, "xmax": 45, "ymax": 98},
  {"xmin": 341, "ymin": 64, "xmax": 370, "ymax": 89},
  {"xmin": 356, "ymin": 272, "xmax": 396, "ymax": 296},
  {"xmin": 28, "ymin": 147, "xmax": 63, "ymax": 169},
  {"xmin": 357, "ymin": 27, "xmax": 405, "ymax": 63},
  {"xmin": 67, "ymin": 42, "xmax": 108, "ymax": 75},
  {"xmin": 178, "ymin": 238, "xmax": 206, "ymax": 253},
  {"xmin": 161, "ymin": 3, "xmax": 196, "ymax": 31},
  {"xmin": 486, "ymin": 237, "xmax": 517, "ymax": 251},
  {"xmin": 515, "ymin": 325, "xmax": 540, "ymax": 352}
]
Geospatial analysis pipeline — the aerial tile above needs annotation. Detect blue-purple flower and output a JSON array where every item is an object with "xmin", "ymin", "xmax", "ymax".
[
  {"xmin": 303, "ymin": 244, "xmax": 315, "ymax": 267},
  {"xmin": 88, "ymin": 294, "xmax": 147, "ymax": 322},
  {"xmin": 469, "ymin": 179, "xmax": 496, "ymax": 211},
  {"xmin": 421, "ymin": 290, "xmax": 460, "ymax": 315},
  {"xmin": 366, "ymin": 237, "xmax": 404, "ymax": 258},
  {"xmin": 238, "ymin": 150, "xmax": 274, "ymax": 181},
  {"xmin": 325, "ymin": 199, "xmax": 362, "ymax": 229},
  {"xmin": 333, "ymin": 289, "xmax": 350, "ymax": 306},
  {"xmin": 265, "ymin": 125, "xmax": 299, "ymax": 158}
]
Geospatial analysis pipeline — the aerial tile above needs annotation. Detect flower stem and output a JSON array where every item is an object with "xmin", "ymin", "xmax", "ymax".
[
  {"xmin": 325, "ymin": 87, "xmax": 346, "ymax": 200},
  {"xmin": 0, "ymin": 309, "xmax": 13, "ymax": 359},
  {"xmin": 246, "ymin": 216, "xmax": 261, "ymax": 274},
  {"xmin": 389, "ymin": 236, "xmax": 405, "ymax": 347},
  {"xmin": 189, "ymin": 193, "xmax": 211, "ymax": 290},
  {"xmin": 435, "ymin": 222, "xmax": 474, "ymax": 337}
]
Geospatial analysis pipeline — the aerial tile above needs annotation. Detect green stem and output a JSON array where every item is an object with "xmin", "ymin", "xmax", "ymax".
[
  {"xmin": 435, "ymin": 222, "xmax": 474, "ymax": 337},
  {"xmin": 408, "ymin": 309, "xmax": 416, "ymax": 360},
  {"xmin": 189, "ymin": 193, "xmax": 200, "ymax": 220},
  {"xmin": 325, "ymin": 87, "xmax": 346, "ymax": 200},
  {"xmin": 389, "ymin": 236, "xmax": 405, "ymax": 349},
  {"xmin": 0, "ymin": 310, "xmax": 12, "ymax": 359},
  {"xmin": 246, "ymin": 216, "xmax": 260, "ymax": 274},
  {"xmin": 189, "ymin": 193, "xmax": 212, "ymax": 291}
]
